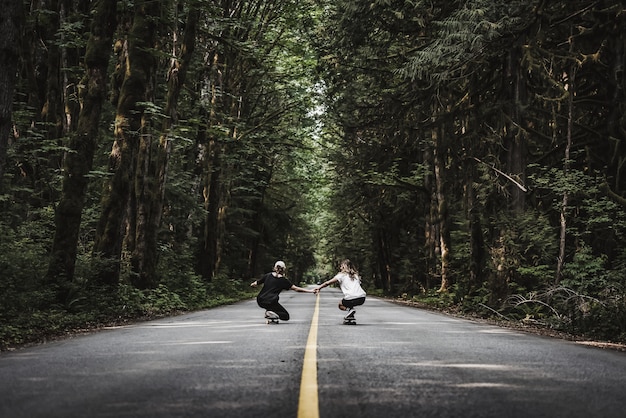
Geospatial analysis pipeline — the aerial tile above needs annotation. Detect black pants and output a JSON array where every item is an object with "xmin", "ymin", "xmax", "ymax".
[
  {"xmin": 258, "ymin": 300, "xmax": 290, "ymax": 321},
  {"xmin": 341, "ymin": 297, "xmax": 365, "ymax": 309}
]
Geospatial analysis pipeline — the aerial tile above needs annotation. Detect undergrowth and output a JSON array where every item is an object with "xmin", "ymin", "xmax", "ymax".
[
  {"xmin": 397, "ymin": 283, "xmax": 626, "ymax": 344},
  {"xmin": 0, "ymin": 277, "xmax": 257, "ymax": 351}
]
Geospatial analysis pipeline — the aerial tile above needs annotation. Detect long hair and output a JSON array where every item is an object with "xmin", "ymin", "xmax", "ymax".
[{"xmin": 339, "ymin": 259, "xmax": 358, "ymax": 280}]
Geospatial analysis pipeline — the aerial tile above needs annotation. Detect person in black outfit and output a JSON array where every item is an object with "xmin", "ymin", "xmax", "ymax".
[{"xmin": 250, "ymin": 260, "xmax": 315, "ymax": 321}]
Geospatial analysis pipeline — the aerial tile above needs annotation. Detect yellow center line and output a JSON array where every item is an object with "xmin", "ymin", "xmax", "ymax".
[{"xmin": 298, "ymin": 293, "xmax": 320, "ymax": 418}]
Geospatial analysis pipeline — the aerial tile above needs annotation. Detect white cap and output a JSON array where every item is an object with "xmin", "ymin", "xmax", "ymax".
[{"xmin": 274, "ymin": 260, "xmax": 286, "ymax": 269}]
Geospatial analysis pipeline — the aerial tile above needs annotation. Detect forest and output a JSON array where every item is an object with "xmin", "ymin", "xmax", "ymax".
[{"xmin": 1, "ymin": 0, "xmax": 625, "ymax": 349}]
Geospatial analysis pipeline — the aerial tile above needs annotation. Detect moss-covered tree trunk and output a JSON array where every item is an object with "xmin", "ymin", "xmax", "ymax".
[
  {"xmin": 131, "ymin": 3, "xmax": 198, "ymax": 290},
  {"xmin": 0, "ymin": 0, "xmax": 23, "ymax": 191},
  {"xmin": 92, "ymin": 0, "xmax": 159, "ymax": 286},
  {"xmin": 47, "ymin": 0, "xmax": 117, "ymax": 287}
]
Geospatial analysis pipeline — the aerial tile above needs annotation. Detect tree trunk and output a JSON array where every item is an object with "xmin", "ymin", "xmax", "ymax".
[
  {"xmin": 129, "ymin": 6, "xmax": 199, "ymax": 289},
  {"xmin": 0, "ymin": 0, "xmax": 23, "ymax": 191},
  {"xmin": 377, "ymin": 228, "xmax": 393, "ymax": 293},
  {"xmin": 131, "ymin": 3, "xmax": 199, "ymax": 288},
  {"xmin": 154, "ymin": 7, "xmax": 199, "ymax": 227},
  {"xmin": 555, "ymin": 64, "xmax": 575, "ymax": 284},
  {"xmin": 198, "ymin": 46, "xmax": 223, "ymax": 281},
  {"xmin": 423, "ymin": 139, "xmax": 437, "ymax": 291},
  {"xmin": 505, "ymin": 40, "xmax": 527, "ymax": 214},
  {"xmin": 246, "ymin": 162, "xmax": 272, "ymax": 278},
  {"xmin": 604, "ymin": 19, "xmax": 626, "ymax": 206},
  {"xmin": 41, "ymin": 0, "xmax": 64, "ymax": 144},
  {"xmin": 466, "ymin": 150, "xmax": 484, "ymax": 292},
  {"xmin": 200, "ymin": 139, "xmax": 222, "ymax": 280},
  {"xmin": 47, "ymin": 0, "xmax": 117, "ymax": 287},
  {"xmin": 199, "ymin": 43, "xmax": 239, "ymax": 281},
  {"xmin": 434, "ymin": 122, "xmax": 451, "ymax": 293},
  {"xmin": 92, "ymin": 0, "xmax": 159, "ymax": 286}
]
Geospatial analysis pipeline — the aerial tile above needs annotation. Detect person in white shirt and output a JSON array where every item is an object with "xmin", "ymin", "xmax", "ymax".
[{"xmin": 314, "ymin": 259, "xmax": 366, "ymax": 320}]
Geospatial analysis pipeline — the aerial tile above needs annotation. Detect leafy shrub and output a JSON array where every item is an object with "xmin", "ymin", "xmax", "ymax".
[{"xmin": 561, "ymin": 243, "xmax": 609, "ymax": 295}]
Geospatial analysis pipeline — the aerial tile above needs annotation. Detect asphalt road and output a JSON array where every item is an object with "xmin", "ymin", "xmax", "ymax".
[{"xmin": 1, "ymin": 288, "xmax": 626, "ymax": 418}]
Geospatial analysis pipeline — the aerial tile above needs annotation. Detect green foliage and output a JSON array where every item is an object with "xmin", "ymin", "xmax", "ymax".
[
  {"xmin": 399, "ymin": 0, "xmax": 530, "ymax": 83},
  {"xmin": 0, "ymin": 274, "xmax": 255, "ymax": 351},
  {"xmin": 0, "ymin": 215, "xmax": 256, "ymax": 350},
  {"xmin": 561, "ymin": 244, "xmax": 609, "ymax": 295},
  {"xmin": 0, "ymin": 213, "xmax": 56, "ymax": 315},
  {"xmin": 141, "ymin": 284, "xmax": 187, "ymax": 314},
  {"xmin": 475, "ymin": 211, "xmax": 559, "ymax": 302}
]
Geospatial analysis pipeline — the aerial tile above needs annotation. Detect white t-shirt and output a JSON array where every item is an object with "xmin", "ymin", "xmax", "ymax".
[{"xmin": 335, "ymin": 272, "xmax": 366, "ymax": 300}]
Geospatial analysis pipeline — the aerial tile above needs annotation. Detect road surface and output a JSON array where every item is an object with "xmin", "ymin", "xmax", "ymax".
[{"xmin": 1, "ymin": 288, "xmax": 626, "ymax": 417}]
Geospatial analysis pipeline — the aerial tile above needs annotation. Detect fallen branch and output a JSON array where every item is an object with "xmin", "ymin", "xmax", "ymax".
[
  {"xmin": 473, "ymin": 157, "xmax": 528, "ymax": 192},
  {"xmin": 478, "ymin": 303, "xmax": 512, "ymax": 321}
]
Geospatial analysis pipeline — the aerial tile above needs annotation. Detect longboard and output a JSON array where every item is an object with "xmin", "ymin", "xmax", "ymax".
[
  {"xmin": 343, "ymin": 311, "xmax": 356, "ymax": 325},
  {"xmin": 265, "ymin": 311, "xmax": 279, "ymax": 324}
]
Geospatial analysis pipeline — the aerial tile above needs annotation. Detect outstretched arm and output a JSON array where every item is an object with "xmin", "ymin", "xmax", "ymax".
[
  {"xmin": 290, "ymin": 284, "xmax": 316, "ymax": 293},
  {"xmin": 314, "ymin": 276, "xmax": 338, "ymax": 294},
  {"xmin": 250, "ymin": 280, "xmax": 258, "ymax": 287}
]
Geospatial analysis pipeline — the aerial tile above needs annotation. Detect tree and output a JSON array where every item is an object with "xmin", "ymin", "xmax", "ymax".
[
  {"xmin": 0, "ymin": 0, "xmax": 23, "ymax": 190},
  {"xmin": 92, "ymin": 0, "xmax": 162, "ymax": 287},
  {"xmin": 46, "ymin": 0, "xmax": 117, "ymax": 292}
]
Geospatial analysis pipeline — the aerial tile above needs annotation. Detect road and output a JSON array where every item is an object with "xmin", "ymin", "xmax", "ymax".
[{"xmin": 1, "ymin": 287, "xmax": 626, "ymax": 417}]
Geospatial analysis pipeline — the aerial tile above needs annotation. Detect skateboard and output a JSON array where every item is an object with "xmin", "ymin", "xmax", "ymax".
[
  {"xmin": 343, "ymin": 310, "xmax": 356, "ymax": 325},
  {"xmin": 265, "ymin": 311, "xmax": 279, "ymax": 324}
]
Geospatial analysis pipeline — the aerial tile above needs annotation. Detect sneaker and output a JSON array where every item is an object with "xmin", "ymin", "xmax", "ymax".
[
  {"xmin": 344, "ymin": 309, "xmax": 356, "ymax": 320},
  {"xmin": 265, "ymin": 311, "xmax": 279, "ymax": 320}
]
